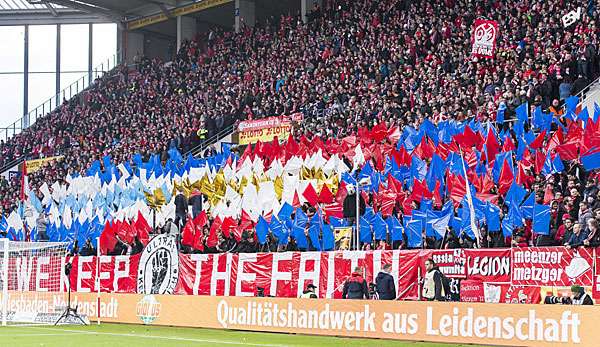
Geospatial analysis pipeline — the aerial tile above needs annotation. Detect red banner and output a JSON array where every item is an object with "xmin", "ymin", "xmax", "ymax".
[
  {"xmin": 594, "ymin": 256, "xmax": 600, "ymax": 299},
  {"xmin": 460, "ymin": 280, "xmax": 485, "ymax": 302},
  {"xmin": 511, "ymin": 247, "xmax": 594, "ymax": 286},
  {"xmin": 174, "ymin": 250, "xmax": 419, "ymax": 299},
  {"xmin": 5, "ymin": 246, "xmax": 600, "ymax": 304},
  {"xmin": 471, "ymin": 19, "xmax": 498, "ymax": 58},
  {"xmin": 419, "ymin": 249, "xmax": 467, "ymax": 278},
  {"xmin": 466, "ymin": 249, "xmax": 510, "ymax": 283}
]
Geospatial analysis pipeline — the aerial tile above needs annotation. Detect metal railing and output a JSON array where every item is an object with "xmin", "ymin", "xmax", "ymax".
[
  {"xmin": 188, "ymin": 124, "xmax": 236, "ymax": 158},
  {"xmin": 0, "ymin": 51, "xmax": 122, "ymax": 143}
]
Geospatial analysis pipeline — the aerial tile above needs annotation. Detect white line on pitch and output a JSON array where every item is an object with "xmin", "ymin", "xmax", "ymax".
[
  {"xmin": 5, "ymin": 333, "xmax": 90, "ymax": 337},
  {"xmin": 22, "ymin": 326, "xmax": 290, "ymax": 346}
]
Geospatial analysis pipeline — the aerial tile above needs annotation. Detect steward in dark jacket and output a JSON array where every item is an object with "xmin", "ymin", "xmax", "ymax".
[
  {"xmin": 342, "ymin": 267, "xmax": 369, "ymax": 299},
  {"xmin": 375, "ymin": 264, "xmax": 396, "ymax": 300}
]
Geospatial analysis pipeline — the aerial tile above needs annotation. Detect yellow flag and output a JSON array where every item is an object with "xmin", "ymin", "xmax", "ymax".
[{"xmin": 274, "ymin": 176, "xmax": 284, "ymax": 200}]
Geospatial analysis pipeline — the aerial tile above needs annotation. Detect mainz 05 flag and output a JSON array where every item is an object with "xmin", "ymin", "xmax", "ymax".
[{"xmin": 471, "ymin": 19, "xmax": 498, "ymax": 58}]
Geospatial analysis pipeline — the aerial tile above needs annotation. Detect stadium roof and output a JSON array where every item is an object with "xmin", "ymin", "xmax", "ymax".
[
  {"xmin": 0, "ymin": 0, "xmax": 193, "ymax": 26},
  {"xmin": 0, "ymin": 0, "xmax": 66, "ymax": 12}
]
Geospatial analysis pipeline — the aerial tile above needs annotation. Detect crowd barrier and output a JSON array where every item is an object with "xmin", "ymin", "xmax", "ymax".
[
  {"xmin": 5, "ymin": 236, "xmax": 600, "ymax": 302},
  {"xmin": 3, "ymin": 291, "xmax": 598, "ymax": 346}
]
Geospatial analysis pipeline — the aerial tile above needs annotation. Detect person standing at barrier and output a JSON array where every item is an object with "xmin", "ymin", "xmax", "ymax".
[
  {"xmin": 174, "ymin": 192, "xmax": 188, "ymax": 230},
  {"xmin": 342, "ymin": 266, "xmax": 369, "ymax": 299},
  {"xmin": 375, "ymin": 264, "xmax": 396, "ymax": 300},
  {"xmin": 300, "ymin": 284, "xmax": 318, "ymax": 298},
  {"xmin": 570, "ymin": 285, "xmax": 594, "ymax": 305},
  {"xmin": 422, "ymin": 259, "xmax": 446, "ymax": 301}
]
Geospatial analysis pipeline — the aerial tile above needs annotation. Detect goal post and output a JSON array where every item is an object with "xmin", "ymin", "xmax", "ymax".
[{"xmin": 0, "ymin": 239, "xmax": 70, "ymax": 326}]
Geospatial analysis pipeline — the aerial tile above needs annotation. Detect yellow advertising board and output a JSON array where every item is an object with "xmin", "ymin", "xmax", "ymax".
[
  {"xmin": 26, "ymin": 156, "xmax": 64, "ymax": 174},
  {"xmin": 5, "ymin": 291, "xmax": 598, "ymax": 346},
  {"xmin": 127, "ymin": 0, "xmax": 233, "ymax": 30},
  {"xmin": 237, "ymin": 116, "xmax": 292, "ymax": 145}
]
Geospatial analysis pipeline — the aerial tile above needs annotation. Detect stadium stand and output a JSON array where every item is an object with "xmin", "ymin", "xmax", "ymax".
[{"xmin": 1, "ymin": 0, "xmax": 600, "ymax": 255}]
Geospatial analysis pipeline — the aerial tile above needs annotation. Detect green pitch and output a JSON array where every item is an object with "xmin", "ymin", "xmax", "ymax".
[{"xmin": 0, "ymin": 323, "xmax": 481, "ymax": 347}]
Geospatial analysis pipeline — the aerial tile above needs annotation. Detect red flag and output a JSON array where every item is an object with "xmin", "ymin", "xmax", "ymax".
[
  {"xmin": 449, "ymin": 174, "xmax": 466, "ymax": 205},
  {"xmin": 516, "ymin": 163, "xmax": 528, "ymax": 186},
  {"xmin": 241, "ymin": 209, "xmax": 254, "ymax": 225},
  {"xmin": 120, "ymin": 221, "xmax": 136, "ymax": 244},
  {"xmin": 99, "ymin": 222, "xmax": 118, "ymax": 255},
  {"xmin": 484, "ymin": 128, "xmax": 500, "ymax": 160},
  {"xmin": 181, "ymin": 218, "xmax": 195, "ymax": 247},
  {"xmin": 412, "ymin": 179, "xmax": 432, "ymax": 200},
  {"xmin": 565, "ymin": 123, "xmax": 583, "ymax": 144},
  {"xmin": 323, "ymin": 202, "xmax": 343, "ymax": 219},
  {"xmin": 235, "ymin": 220, "xmax": 252, "ymax": 242},
  {"xmin": 134, "ymin": 212, "xmax": 151, "ymax": 245},
  {"xmin": 192, "ymin": 230, "xmax": 205, "ymax": 252},
  {"xmin": 498, "ymin": 159, "xmax": 513, "ymax": 195},
  {"xmin": 476, "ymin": 193, "xmax": 498, "ymax": 204},
  {"xmin": 286, "ymin": 134, "xmax": 299, "ymax": 156},
  {"xmin": 318, "ymin": 185, "xmax": 334, "ymax": 204},
  {"xmin": 547, "ymin": 127, "xmax": 564, "ymax": 151},
  {"xmin": 371, "ymin": 122, "xmax": 387, "ymax": 143},
  {"xmin": 379, "ymin": 191, "xmax": 396, "ymax": 217},
  {"xmin": 335, "ymin": 181, "xmax": 348, "ymax": 205},
  {"xmin": 386, "ymin": 126, "xmax": 401, "ymax": 143},
  {"xmin": 302, "ymin": 183, "xmax": 319, "ymax": 207},
  {"xmin": 481, "ymin": 174, "xmax": 494, "ymax": 194},
  {"xmin": 555, "ymin": 143, "xmax": 579, "ymax": 161},
  {"xmin": 534, "ymin": 150, "xmax": 545, "ymax": 175},
  {"xmin": 433, "ymin": 181, "xmax": 442, "ymax": 208},
  {"xmin": 193, "ymin": 211, "xmax": 208, "ymax": 229},
  {"xmin": 221, "ymin": 217, "xmax": 236, "ymax": 239},
  {"xmin": 206, "ymin": 216, "xmax": 222, "ymax": 248},
  {"xmin": 502, "ymin": 136, "xmax": 515, "ymax": 152},
  {"xmin": 529, "ymin": 130, "xmax": 546, "ymax": 149},
  {"xmin": 292, "ymin": 191, "xmax": 301, "ymax": 208}
]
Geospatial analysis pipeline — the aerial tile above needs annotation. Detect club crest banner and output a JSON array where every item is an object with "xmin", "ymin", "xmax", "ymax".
[{"xmin": 471, "ymin": 19, "xmax": 498, "ymax": 59}]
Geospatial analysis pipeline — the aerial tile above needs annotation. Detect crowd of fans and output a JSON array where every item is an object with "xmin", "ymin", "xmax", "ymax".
[{"xmin": 2, "ymin": 0, "xmax": 600, "ymax": 252}]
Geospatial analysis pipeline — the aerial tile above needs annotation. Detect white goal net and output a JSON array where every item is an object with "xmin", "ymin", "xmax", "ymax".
[{"xmin": 0, "ymin": 239, "xmax": 70, "ymax": 326}]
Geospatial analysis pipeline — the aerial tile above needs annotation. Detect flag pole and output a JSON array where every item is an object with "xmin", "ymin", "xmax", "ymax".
[
  {"xmin": 440, "ymin": 227, "xmax": 448, "ymax": 249},
  {"xmin": 355, "ymin": 184, "xmax": 360, "ymax": 251},
  {"xmin": 96, "ymin": 236, "xmax": 101, "ymax": 325},
  {"xmin": 459, "ymin": 149, "xmax": 481, "ymax": 248}
]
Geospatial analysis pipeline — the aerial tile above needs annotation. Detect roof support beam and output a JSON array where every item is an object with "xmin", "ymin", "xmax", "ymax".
[
  {"xmin": 44, "ymin": 0, "xmax": 124, "ymax": 25},
  {"xmin": 43, "ymin": 1, "xmax": 58, "ymax": 16}
]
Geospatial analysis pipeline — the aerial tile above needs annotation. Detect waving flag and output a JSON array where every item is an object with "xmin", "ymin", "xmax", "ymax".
[{"xmin": 533, "ymin": 204, "xmax": 551, "ymax": 235}]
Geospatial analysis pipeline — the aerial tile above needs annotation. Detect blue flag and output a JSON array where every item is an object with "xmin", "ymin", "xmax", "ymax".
[
  {"xmin": 521, "ymin": 193, "xmax": 535, "ymax": 219},
  {"xmin": 322, "ymin": 224, "xmax": 335, "ymax": 251},
  {"xmin": 427, "ymin": 208, "xmax": 452, "ymax": 239},
  {"xmin": 329, "ymin": 217, "xmax": 347, "ymax": 228},
  {"xmin": 278, "ymin": 203, "xmax": 294, "ymax": 222},
  {"xmin": 582, "ymin": 150, "xmax": 600, "ymax": 171},
  {"xmin": 386, "ymin": 216, "xmax": 403, "ymax": 241},
  {"xmin": 516, "ymin": 102, "xmax": 529, "ymax": 123},
  {"xmin": 578, "ymin": 107, "xmax": 590, "ymax": 124},
  {"xmin": 405, "ymin": 218, "xmax": 422, "ymax": 248},
  {"xmin": 485, "ymin": 203, "xmax": 500, "ymax": 232},
  {"xmin": 308, "ymin": 213, "xmax": 323, "ymax": 251},
  {"xmin": 256, "ymin": 216, "xmax": 269, "ymax": 244},
  {"xmin": 533, "ymin": 204, "xmax": 551, "ymax": 235},
  {"xmin": 410, "ymin": 156, "xmax": 427, "ymax": 181},
  {"xmin": 594, "ymin": 103, "xmax": 600, "ymax": 123},
  {"xmin": 359, "ymin": 216, "xmax": 372, "ymax": 243},
  {"xmin": 565, "ymin": 96, "xmax": 579, "ymax": 113},
  {"xmin": 292, "ymin": 210, "xmax": 309, "ymax": 249},
  {"xmin": 270, "ymin": 217, "xmax": 289, "ymax": 245},
  {"xmin": 505, "ymin": 182, "xmax": 527, "ymax": 207},
  {"xmin": 373, "ymin": 213, "xmax": 387, "ymax": 240}
]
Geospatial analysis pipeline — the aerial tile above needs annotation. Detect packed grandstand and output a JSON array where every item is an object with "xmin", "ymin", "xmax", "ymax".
[{"xmin": 1, "ymin": 0, "xmax": 600, "ymax": 261}]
